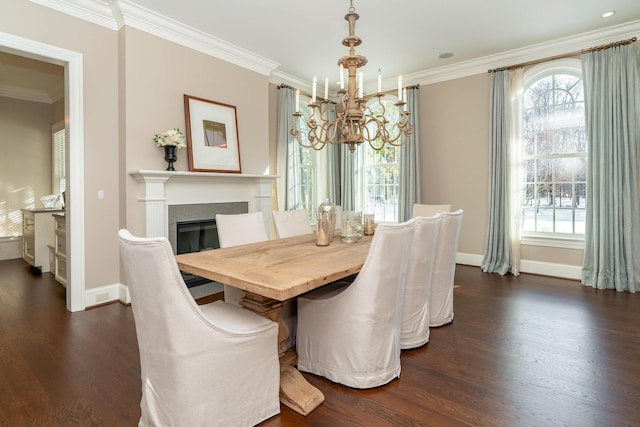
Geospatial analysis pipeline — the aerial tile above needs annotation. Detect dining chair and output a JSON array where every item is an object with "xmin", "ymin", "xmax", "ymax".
[
  {"xmin": 272, "ymin": 209, "xmax": 313, "ymax": 238},
  {"xmin": 400, "ymin": 214, "xmax": 442, "ymax": 349},
  {"xmin": 430, "ymin": 209, "xmax": 464, "ymax": 327},
  {"xmin": 412, "ymin": 203, "xmax": 452, "ymax": 217},
  {"xmin": 216, "ymin": 212, "xmax": 298, "ymax": 347},
  {"xmin": 215, "ymin": 212, "xmax": 269, "ymax": 306},
  {"xmin": 296, "ymin": 219, "xmax": 415, "ymax": 389},
  {"xmin": 118, "ymin": 229, "xmax": 280, "ymax": 427}
]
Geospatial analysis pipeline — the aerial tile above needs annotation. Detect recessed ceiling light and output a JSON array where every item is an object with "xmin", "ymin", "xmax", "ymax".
[
  {"xmin": 602, "ymin": 11, "xmax": 615, "ymax": 18},
  {"xmin": 438, "ymin": 52, "xmax": 454, "ymax": 59}
]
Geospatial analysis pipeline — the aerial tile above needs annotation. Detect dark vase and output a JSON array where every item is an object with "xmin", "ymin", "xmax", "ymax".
[{"xmin": 163, "ymin": 145, "xmax": 178, "ymax": 171}]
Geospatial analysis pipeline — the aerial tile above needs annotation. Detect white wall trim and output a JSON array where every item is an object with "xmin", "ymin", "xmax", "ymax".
[
  {"xmin": 30, "ymin": 0, "xmax": 279, "ymax": 76},
  {"xmin": 0, "ymin": 82, "xmax": 54, "ymax": 103},
  {"xmin": 406, "ymin": 20, "xmax": 640, "ymax": 86},
  {"xmin": 119, "ymin": 282, "xmax": 131, "ymax": 304},
  {"xmin": 456, "ymin": 252, "xmax": 582, "ymax": 281},
  {"xmin": 0, "ymin": 31, "xmax": 86, "ymax": 312},
  {"xmin": 30, "ymin": 1, "xmax": 640, "ymax": 87},
  {"xmin": 0, "ymin": 238, "xmax": 22, "ymax": 261},
  {"xmin": 84, "ymin": 282, "xmax": 129, "ymax": 308}
]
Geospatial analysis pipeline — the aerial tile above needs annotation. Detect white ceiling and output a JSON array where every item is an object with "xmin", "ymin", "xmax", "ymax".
[
  {"xmin": 3, "ymin": 0, "xmax": 640, "ymax": 100},
  {"xmin": 126, "ymin": 0, "xmax": 640, "ymax": 88}
]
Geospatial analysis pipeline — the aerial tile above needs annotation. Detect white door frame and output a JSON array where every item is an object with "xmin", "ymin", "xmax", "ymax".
[{"xmin": 0, "ymin": 31, "xmax": 85, "ymax": 312}]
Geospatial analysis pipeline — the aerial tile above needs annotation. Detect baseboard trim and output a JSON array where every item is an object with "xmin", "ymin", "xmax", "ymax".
[
  {"xmin": 0, "ymin": 238, "xmax": 22, "ymax": 261},
  {"xmin": 456, "ymin": 252, "xmax": 582, "ymax": 280},
  {"xmin": 84, "ymin": 282, "xmax": 130, "ymax": 308}
]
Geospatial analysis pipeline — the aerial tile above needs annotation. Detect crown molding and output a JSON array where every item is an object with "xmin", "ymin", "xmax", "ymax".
[
  {"xmin": 30, "ymin": 0, "xmax": 280, "ymax": 76},
  {"xmin": 30, "ymin": 0, "xmax": 117, "ymax": 30},
  {"xmin": 407, "ymin": 20, "xmax": 640, "ymax": 86},
  {"xmin": 0, "ymin": 83, "xmax": 53, "ymax": 103},
  {"xmin": 27, "ymin": 0, "xmax": 640, "ymax": 87},
  {"xmin": 48, "ymin": 81, "xmax": 65, "ymax": 102},
  {"xmin": 269, "ymin": 69, "xmax": 313, "ymax": 93}
]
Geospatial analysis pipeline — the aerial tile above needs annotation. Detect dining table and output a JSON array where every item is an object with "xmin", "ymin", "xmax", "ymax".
[{"xmin": 175, "ymin": 232, "xmax": 373, "ymax": 416}]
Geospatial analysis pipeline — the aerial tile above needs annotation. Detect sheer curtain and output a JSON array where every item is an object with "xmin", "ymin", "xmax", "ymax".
[
  {"xmin": 276, "ymin": 86, "xmax": 299, "ymax": 210},
  {"xmin": 327, "ymin": 108, "xmax": 342, "ymax": 206},
  {"xmin": 481, "ymin": 70, "xmax": 523, "ymax": 275},
  {"xmin": 398, "ymin": 86, "xmax": 421, "ymax": 222},
  {"xmin": 340, "ymin": 145, "xmax": 357, "ymax": 210},
  {"xmin": 581, "ymin": 43, "xmax": 640, "ymax": 293}
]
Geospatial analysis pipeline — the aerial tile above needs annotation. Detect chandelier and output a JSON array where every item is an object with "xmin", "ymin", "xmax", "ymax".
[{"xmin": 290, "ymin": 0, "xmax": 414, "ymax": 153}]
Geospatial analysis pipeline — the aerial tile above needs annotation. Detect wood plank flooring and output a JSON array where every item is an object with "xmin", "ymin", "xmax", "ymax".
[{"xmin": 0, "ymin": 258, "xmax": 638, "ymax": 426}]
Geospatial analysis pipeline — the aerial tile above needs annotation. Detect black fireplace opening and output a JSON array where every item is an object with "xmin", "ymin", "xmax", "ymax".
[{"xmin": 176, "ymin": 218, "xmax": 220, "ymax": 288}]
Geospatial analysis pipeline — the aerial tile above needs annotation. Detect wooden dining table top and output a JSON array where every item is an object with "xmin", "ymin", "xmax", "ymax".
[{"xmin": 176, "ymin": 233, "xmax": 372, "ymax": 301}]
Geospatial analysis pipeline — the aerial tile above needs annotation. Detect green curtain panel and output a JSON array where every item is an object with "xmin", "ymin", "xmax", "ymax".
[
  {"xmin": 581, "ymin": 43, "xmax": 640, "ymax": 293},
  {"xmin": 327, "ymin": 107, "xmax": 342, "ymax": 206},
  {"xmin": 398, "ymin": 86, "xmax": 422, "ymax": 222},
  {"xmin": 276, "ymin": 86, "xmax": 297, "ymax": 210},
  {"xmin": 481, "ymin": 70, "xmax": 512, "ymax": 275}
]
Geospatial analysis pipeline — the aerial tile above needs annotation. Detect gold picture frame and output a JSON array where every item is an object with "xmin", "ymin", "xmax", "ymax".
[{"xmin": 184, "ymin": 94, "xmax": 242, "ymax": 173}]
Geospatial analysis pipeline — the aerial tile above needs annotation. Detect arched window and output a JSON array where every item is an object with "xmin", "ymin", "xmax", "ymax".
[
  {"xmin": 354, "ymin": 97, "xmax": 401, "ymax": 223},
  {"xmin": 521, "ymin": 60, "xmax": 587, "ymax": 244}
]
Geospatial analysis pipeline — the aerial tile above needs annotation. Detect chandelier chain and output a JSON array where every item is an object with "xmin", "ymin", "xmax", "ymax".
[{"xmin": 289, "ymin": 1, "xmax": 413, "ymax": 152}]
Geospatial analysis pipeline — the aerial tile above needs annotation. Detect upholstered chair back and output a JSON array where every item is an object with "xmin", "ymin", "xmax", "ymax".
[
  {"xmin": 429, "ymin": 209, "xmax": 464, "ymax": 326},
  {"xmin": 400, "ymin": 214, "xmax": 442, "ymax": 349}
]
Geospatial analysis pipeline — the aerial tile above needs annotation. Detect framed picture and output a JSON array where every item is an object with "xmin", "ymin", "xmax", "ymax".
[{"xmin": 184, "ymin": 94, "xmax": 242, "ymax": 173}]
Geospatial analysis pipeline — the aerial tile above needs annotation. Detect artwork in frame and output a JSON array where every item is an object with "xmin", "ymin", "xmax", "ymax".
[{"xmin": 184, "ymin": 94, "xmax": 242, "ymax": 173}]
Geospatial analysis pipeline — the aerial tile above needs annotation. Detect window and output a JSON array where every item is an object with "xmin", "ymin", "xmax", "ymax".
[
  {"xmin": 288, "ymin": 95, "xmax": 321, "ymax": 221},
  {"xmin": 52, "ymin": 122, "xmax": 66, "ymax": 197},
  {"xmin": 521, "ymin": 61, "xmax": 586, "ymax": 244},
  {"xmin": 354, "ymin": 98, "xmax": 401, "ymax": 223},
  {"xmin": 283, "ymin": 93, "xmax": 400, "ymax": 224}
]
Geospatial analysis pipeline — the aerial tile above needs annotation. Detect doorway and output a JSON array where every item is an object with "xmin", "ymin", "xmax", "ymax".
[{"xmin": 0, "ymin": 31, "xmax": 85, "ymax": 312}]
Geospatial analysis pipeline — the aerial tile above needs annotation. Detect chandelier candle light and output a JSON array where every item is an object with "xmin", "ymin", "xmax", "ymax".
[{"xmin": 290, "ymin": 0, "xmax": 413, "ymax": 153}]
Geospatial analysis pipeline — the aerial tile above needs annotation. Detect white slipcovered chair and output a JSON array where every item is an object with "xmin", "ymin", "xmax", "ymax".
[
  {"xmin": 215, "ymin": 212, "xmax": 269, "ymax": 306},
  {"xmin": 430, "ymin": 209, "xmax": 464, "ymax": 327},
  {"xmin": 215, "ymin": 212, "xmax": 298, "ymax": 347},
  {"xmin": 272, "ymin": 209, "xmax": 312, "ymax": 238},
  {"xmin": 296, "ymin": 220, "xmax": 415, "ymax": 389},
  {"xmin": 412, "ymin": 203, "xmax": 452, "ymax": 217},
  {"xmin": 118, "ymin": 229, "xmax": 280, "ymax": 427},
  {"xmin": 400, "ymin": 214, "xmax": 442, "ymax": 349}
]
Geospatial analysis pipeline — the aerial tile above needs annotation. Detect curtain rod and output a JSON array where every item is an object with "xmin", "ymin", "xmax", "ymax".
[{"xmin": 488, "ymin": 37, "xmax": 637, "ymax": 73}]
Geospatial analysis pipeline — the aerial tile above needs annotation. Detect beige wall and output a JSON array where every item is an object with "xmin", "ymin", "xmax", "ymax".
[
  {"xmin": 7, "ymin": 0, "xmax": 627, "ymax": 295},
  {"xmin": 2, "ymin": 0, "xmax": 121, "ymax": 290},
  {"xmin": 121, "ymin": 27, "xmax": 271, "ymax": 236},
  {"xmin": 420, "ymin": 73, "xmax": 584, "ymax": 268},
  {"xmin": 2, "ymin": 1, "xmax": 272, "ymax": 296},
  {"xmin": 0, "ymin": 97, "xmax": 53, "ymax": 236}
]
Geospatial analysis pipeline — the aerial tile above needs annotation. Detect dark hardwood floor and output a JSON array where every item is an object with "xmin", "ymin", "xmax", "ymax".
[{"xmin": 1, "ymin": 258, "xmax": 638, "ymax": 426}]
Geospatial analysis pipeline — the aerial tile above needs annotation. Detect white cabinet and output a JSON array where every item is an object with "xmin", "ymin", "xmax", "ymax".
[
  {"xmin": 53, "ymin": 213, "xmax": 67, "ymax": 287},
  {"xmin": 21, "ymin": 209, "xmax": 63, "ymax": 273}
]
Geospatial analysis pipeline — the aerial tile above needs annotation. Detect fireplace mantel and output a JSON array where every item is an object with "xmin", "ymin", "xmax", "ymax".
[
  {"xmin": 130, "ymin": 170, "xmax": 277, "ymax": 238},
  {"xmin": 130, "ymin": 169, "xmax": 277, "ymax": 181}
]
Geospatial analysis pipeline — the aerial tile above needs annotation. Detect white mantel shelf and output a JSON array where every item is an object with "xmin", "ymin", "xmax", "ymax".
[
  {"xmin": 130, "ymin": 169, "xmax": 278, "ymax": 181},
  {"xmin": 129, "ymin": 170, "xmax": 278, "ymax": 238}
]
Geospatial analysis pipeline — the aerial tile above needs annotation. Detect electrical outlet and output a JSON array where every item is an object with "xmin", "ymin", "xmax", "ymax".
[{"xmin": 96, "ymin": 292, "xmax": 109, "ymax": 302}]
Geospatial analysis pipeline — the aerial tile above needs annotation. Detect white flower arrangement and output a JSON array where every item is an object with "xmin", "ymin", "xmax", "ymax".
[{"xmin": 153, "ymin": 128, "xmax": 187, "ymax": 149}]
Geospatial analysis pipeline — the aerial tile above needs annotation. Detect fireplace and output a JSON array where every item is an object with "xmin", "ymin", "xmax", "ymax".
[
  {"xmin": 176, "ymin": 219, "xmax": 220, "ymax": 255},
  {"xmin": 129, "ymin": 170, "xmax": 277, "ymax": 298},
  {"xmin": 169, "ymin": 202, "xmax": 248, "ymax": 289},
  {"xmin": 175, "ymin": 218, "xmax": 220, "ymax": 288},
  {"xmin": 168, "ymin": 201, "xmax": 248, "ymax": 254}
]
